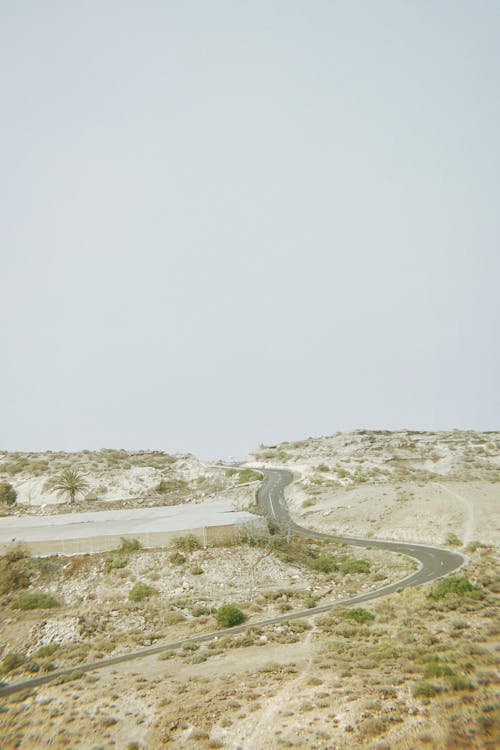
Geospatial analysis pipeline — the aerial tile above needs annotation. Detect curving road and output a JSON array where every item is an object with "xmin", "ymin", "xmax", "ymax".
[
  {"xmin": 257, "ymin": 467, "xmax": 466, "ymax": 601},
  {"xmin": 0, "ymin": 467, "xmax": 466, "ymax": 697}
]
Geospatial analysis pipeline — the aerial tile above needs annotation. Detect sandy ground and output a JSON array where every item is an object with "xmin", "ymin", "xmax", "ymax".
[{"xmin": 286, "ymin": 480, "xmax": 499, "ymax": 547}]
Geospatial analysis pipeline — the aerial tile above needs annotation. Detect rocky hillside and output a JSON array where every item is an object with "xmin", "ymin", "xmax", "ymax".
[
  {"xmin": 250, "ymin": 430, "xmax": 500, "ymax": 484},
  {"xmin": 0, "ymin": 450, "xmax": 244, "ymax": 512}
]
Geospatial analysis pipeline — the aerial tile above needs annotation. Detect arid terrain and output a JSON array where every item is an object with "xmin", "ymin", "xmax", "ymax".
[
  {"xmin": 250, "ymin": 430, "xmax": 500, "ymax": 546},
  {"xmin": 0, "ymin": 449, "xmax": 251, "ymax": 512},
  {"xmin": 0, "ymin": 431, "xmax": 498, "ymax": 749}
]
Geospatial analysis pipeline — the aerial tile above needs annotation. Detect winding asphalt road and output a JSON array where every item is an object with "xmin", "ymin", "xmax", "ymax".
[
  {"xmin": 0, "ymin": 467, "xmax": 466, "ymax": 697},
  {"xmin": 257, "ymin": 468, "xmax": 466, "ymax": 600}
]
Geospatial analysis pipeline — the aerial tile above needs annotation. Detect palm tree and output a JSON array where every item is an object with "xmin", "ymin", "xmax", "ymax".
[{"xmin": 48, "ymin": 468, "xmax": 89, "ymax": 504}]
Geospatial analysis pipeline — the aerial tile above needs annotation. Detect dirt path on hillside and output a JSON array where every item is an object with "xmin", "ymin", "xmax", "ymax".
[
  {"xmin": 437, "ymin": 482, "xmax": 476, "ymax": 543},
  {"xmin": 235, "ymin": 624, "xmax": 316, "ymax": 750}
]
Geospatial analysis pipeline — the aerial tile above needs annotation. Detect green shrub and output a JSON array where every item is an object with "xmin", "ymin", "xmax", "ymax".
[
  {"xmin": 52, "ymin": 670, "xmax": 84, "ymax": 685},
  {"xmin": 0, "ymin": 653, "xmax": 25, "ymax": 674},
  {"xmin": 0, "ymin": 557, "xmax": 32, "ymax": 595},
  {"xmin": 35, "ymin": 661, "xmax": 56, "ymax": 676},
  {"xmin": 344, "ymin": 608, "xmax": 375, "ymax": 624},
  {"xmin": 182, "ymin": 641, "xmax": 199, "ymax": 651},
  {"xmin": 215, "ymin": 604, "xmax": 246, "ymax": 627},
  {"xmin": 119, "ymin": 537, "xmax": 142, "ymax": 552},
  {"xmin": 156, "ymin": 478, "xmax": 188, "ymax": 494},
  {"xmin": 169, "ymin": 551, "xmax": 186, "ymax": 566},
  {"xmin": 429, "ymin": 576, "xmax": 480, "ymax": 600},
  {"xmin": 315, "ymin": 464, "xmax": 330, "ymax": 472},
  {"xmin": 34, "ymin": 644, "xmax": 60, "ymax": 658},
  {"xmin": 2, "ymin": 461, "xmax": 26, "ymax": 476},
  {"xmin": 267, "ymin": 520, "xmax": 281, "ymax": 535},
  {"xmin": 423, "ymin": 661, "xmax": 455, "ymax": 678},
  {"xmin": 448, "ymin": 675, "xmax": 474, "ymax": 691},
  {"xmin": 29, "ymin": 460, "xmax": 49, "ymax": 476},
  {"xmin": 303, "ymin": 597, "xmax": 317, "ymax": 609},
  {"xmin": 446, "ymin": 533, "xmax": 462, "ymax": 546},
  {"xmin": 104, "ymin": 555, "xmax": 128, "ymax": 573},
  {"xmin": 412, "ymin": 681, "xmax": 438, "ymax": 698},
  {"xmin": 172, "ymin": 535, "xmax": 201, "ymax": 552},
  {"xmin": 465, "ymin": 541, "xmax": 487, "ymax": 554},
  {"xmin": 311, "ymin": 555, "xmax": 338, "ymax": 574},
  {"xmin": 233, "ymin": 469, "xmax": 263, "ymax": 484},
  {"xmin": 4, "ymin": 543, "xmax": 30, "ymax": 562},
  {"xmin": 190, "ymin": 565, "xmax": 204, "ymax": 575},
  {"xmin": 11, "ymin": 591, "xmax": 60, "ymax": 610},
  {"xmin": 191, "ymin": 604, "xmax": 209, "ymax": 617},
  {"xmin": 129, "ymin": 582, "xmax": 153, "ymax": 602},
  {"xmin": 162, "ymin": 610, "xmax": 185, "ymax": 625},
  {"xmin": 340, "ymin": 558, "xmax": 370, "ymax": 574},
  {"xmin": 0, "ymin": 480, "xmax": 17, "ymax": 505}
]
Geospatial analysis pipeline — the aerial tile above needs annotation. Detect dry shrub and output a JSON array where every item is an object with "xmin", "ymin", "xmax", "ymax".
[
  {"xmin": 360, "ymin": 718, "xmax": 387, "ymax": 738},
  {"xmin": 0, "ymin": 556, "xmax": 32, "ymax": 595},
  {"xmin": 65, "ymin": 555, "xmax": 91, "ymax": 576}
]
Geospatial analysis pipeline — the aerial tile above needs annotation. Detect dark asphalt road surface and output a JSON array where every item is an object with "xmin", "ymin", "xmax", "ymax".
[
  {"xmin": 257, "ymin": 467, "xmax": 465, "ymax": 598},
  {"xmin": 0, "ymin": 466, "xmax": 465, "ymax": 697}
]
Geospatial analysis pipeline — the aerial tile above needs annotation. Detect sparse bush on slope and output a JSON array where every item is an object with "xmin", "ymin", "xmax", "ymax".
[
  {"xmin": 215, "ymin": 604, "xmax": 246, "ymax": 627},
  {"xmin": 11, "ymin": 591, "xmax": 60, "ymax": 610},
  {"xmin": 0, "ymin": 545, "xmax": 32, "ymax": 595},
  {"xmin": 340, "ymin": 557, "xmax": 370, "ymax": 574},
  {"xmin": 343, "ymin": 607, "xmax": 375, "ymax": 624},
  {"xmin": 0, "ymin": 480, "xmax": 17, "ymax": 505},
  {"xmin": 129, "ymin": 582, "xmax": 154, "ymax": 602},
  {"xmin": 429, "ymin": 576, "xmax": 480, "ymax": 600},
  {"xmin": 0, "ymin": 653, "xmax": 25, "ymax": 675}
]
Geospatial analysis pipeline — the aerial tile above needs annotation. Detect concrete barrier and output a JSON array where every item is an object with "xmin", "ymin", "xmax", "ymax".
[{"xmin": 0, "ymin": 503, "xmax": 267, "ymax": 556}]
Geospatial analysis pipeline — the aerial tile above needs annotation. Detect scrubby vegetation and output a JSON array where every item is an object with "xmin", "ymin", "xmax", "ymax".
[
  {"xmin": 250, "ymin": 429, "xmax": 500, "ymax": 485},
  {"xmin": 11, "ymin": 591, "xmax": 60, "ymax": 610},
  {"xmin": 0, "ymin": 546, "xmax": 32, "ymax": 595},
  {"xmin": 104, "ymin": 555, "xmax": 128, "ymax": 573},
  {"xmin": 215, "ymin": 604, "xmax": 246, "ymax": 627},
  {"xmin": 168, "ymin": 551, "xmax": 186, "ymax": 566},
  {"xmin": 412, "ymin": 680, "xmax": 438, "ymax": 698},
  {"xmin": 0, "ymin": 480, "xmax": 16, "ymax": 505},
  {"xmin": 0, "ymin": 531, "xmax": 496, "ymax": 749},
  {"xmin": 225, "ymin": 468, "xmax": 263, "ymax": 484},
  {"xmin": 119, "ymin": 537, "xmax": 142, "ymax": 552},
  {"xmin": 0, "ymin": 653, "xmax": 25, "ymax": 675},
  {"xmin": 429, "ymin": 575, "xmax": 481, "ymax": 600},
  {"xmin": 343, "ymin": 607, "xmax": 375, "ymax": 624},
  {"xmin": 171, "ymin": 534, "xmax": 202, "ymax": 552},
  {"xmin": 339, "ymin": 557, "xmax": 370, "ymax": 574},
  {"xmin": 0, "ymin": 435, "xmax": 497, "ymax": 749},
  {"xmin": 311, "ymin": 555, "xmax": 337, "ymax": 573},
  {"xmin": 128, "ymin": 582, "xmax": 154, "ymax": 602}
]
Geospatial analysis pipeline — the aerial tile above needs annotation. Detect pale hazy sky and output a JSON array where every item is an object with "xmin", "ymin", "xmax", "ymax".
[{"xmin": 1, "ymin": 1, "xmax": 499, "ymax": 460}]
